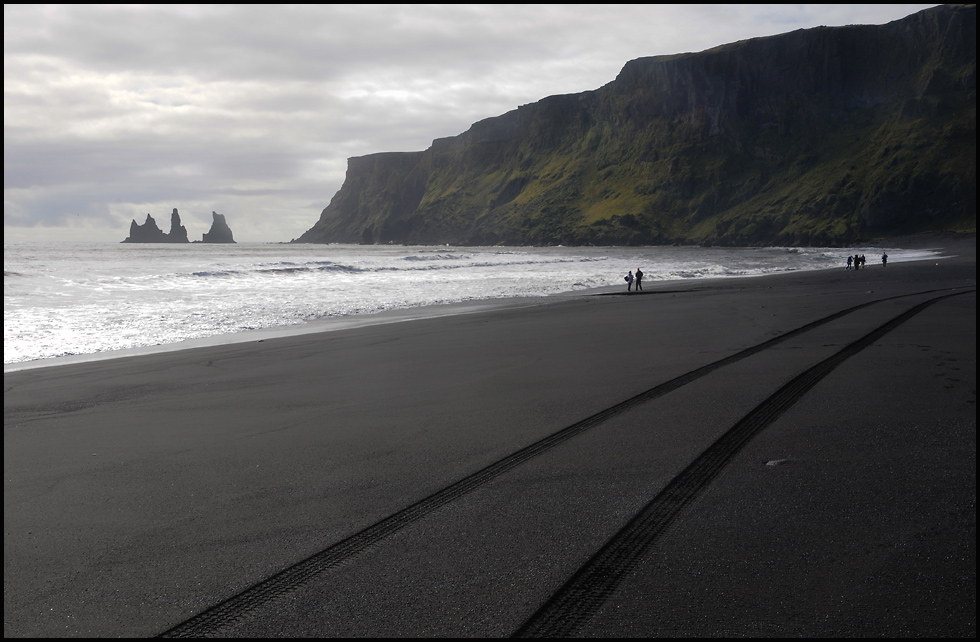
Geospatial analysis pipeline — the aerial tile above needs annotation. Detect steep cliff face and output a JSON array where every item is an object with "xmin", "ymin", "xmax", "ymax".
[
  {"xmin": 307, "ymin": 152, "xmax": 428, "ymax": 244},
  {"xmin": 296, "ymin": 4, "xmax": 976, "ymax": 246}
]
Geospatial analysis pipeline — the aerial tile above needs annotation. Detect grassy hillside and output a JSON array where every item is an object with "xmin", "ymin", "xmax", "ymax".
[{"xmin": 297, "ymin": 4, "xmax": 975, "ymax": 247}]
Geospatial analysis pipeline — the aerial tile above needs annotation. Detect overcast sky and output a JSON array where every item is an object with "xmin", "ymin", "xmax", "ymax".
[{"xmin": 4, "ymin": 4, "xmax": 938, "ymax": 243}]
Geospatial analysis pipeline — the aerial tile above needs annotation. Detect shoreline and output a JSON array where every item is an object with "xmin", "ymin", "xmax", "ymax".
[
  {"xmin": 4, "ymin": 235, "xmax": 970, "ymax": 373},
  {"xmin": 4, "ymin": 234, "xmax": 975, "ymax": 637},
  {"xmin": 2, "ymin": 295, "xmax": 561, "ymax": 374}
]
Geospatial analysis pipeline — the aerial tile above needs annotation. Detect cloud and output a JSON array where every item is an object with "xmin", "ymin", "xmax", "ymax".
[{"xmin": 4, "ymin": 4, "xmax": 938, "ymax": 242}]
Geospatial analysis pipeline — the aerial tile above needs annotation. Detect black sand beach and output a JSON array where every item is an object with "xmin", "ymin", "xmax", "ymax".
[{"xmin": 4, "ymin": 235, "xmax": 975, "ymax": 638}]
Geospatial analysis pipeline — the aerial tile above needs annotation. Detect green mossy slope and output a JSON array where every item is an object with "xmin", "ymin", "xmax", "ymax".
[{"xmin": 297, "ymin": 4, "xmax": 975, "ymax": 246}]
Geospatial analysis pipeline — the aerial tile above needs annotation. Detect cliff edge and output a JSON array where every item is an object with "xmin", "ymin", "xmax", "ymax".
[{"xmin": 296, "ymin": 4, "xmax": 975, "ymax": 246}]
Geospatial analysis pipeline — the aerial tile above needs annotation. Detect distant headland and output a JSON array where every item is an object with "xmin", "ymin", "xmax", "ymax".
[
  {"xmin": 294, "ymin": 4, "xmax": 975, "ymax": 247},
  {"xmin": 122, "ymin": 209, "xmax": 236, "ymax": 243}
]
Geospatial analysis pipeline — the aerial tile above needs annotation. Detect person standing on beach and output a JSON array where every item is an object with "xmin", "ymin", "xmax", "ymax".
[
  {"xmin": 847, "ymin": 256, "xmax": 852, "ymax": 270},
  {"xmin": 625, "ymin": 270, "xmax": 634, "ymax": 291},
  {"xmin": 882, "ymin": 252, "xmax": 888, "ymax": 267},
  {"xmin": 634, "ymin": 267, "xmax": 643, "ymax": 291}
]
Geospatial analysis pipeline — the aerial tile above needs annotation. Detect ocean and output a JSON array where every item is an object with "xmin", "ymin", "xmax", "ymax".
[{"xmin": 4, "ymin": 241, "xmax": 939, "ymax": 368}]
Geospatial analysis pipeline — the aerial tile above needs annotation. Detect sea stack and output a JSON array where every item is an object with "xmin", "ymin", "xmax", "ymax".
[
  {"xmin": 168, "ymin": 208, "xmax": 189, "ymax": 243},
  {"xmin": 122, "ymin": 208, "xmax": 189, "ymax": 243},
  {"xmin": 201, "ymin": 211, "xmax": 236, "ymax": 243}
]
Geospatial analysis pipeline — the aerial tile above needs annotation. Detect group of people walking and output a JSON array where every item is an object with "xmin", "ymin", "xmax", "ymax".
[
  {"xmin": 625, "ymin": 267, "xmax": 643, "ymax": 291},
  {"xmin": 846, "ymin": 253, "xmax": 888, "ymax": 270}
]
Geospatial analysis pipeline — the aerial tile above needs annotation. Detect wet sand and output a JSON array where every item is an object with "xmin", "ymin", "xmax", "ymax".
[{"xmin": 4, "ymin": 235, "xmax": 975, "ymax": 637}]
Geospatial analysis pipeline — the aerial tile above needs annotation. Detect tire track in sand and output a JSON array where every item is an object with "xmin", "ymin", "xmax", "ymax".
[
  {"xmin": 158, "ymin": 289, "xmax": 957, "ymax": 638},
  {"xmin": 512, "ymin": 290, "xmax": 972, "ymax": 638}
]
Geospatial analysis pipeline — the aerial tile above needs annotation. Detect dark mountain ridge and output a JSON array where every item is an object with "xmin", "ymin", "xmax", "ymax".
[{"xmin": 296, "ymin": 4, "xmax": 976, "ymax": 247}]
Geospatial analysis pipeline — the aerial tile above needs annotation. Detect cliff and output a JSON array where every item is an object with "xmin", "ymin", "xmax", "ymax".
[
  {"xmin": 122, "ymin": 209, "xmax": 189, "ymax": 243},
  {"xmin": 296, "ymin": 4, "xmax": 976, "ymax": 247}
]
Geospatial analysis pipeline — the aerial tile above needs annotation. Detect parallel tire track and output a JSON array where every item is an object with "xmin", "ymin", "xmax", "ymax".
[
  {"xmin": 158, "ymin": 289, "xmax": 953, "ymax": 638},
  {"xmin": 512, "ymin": 290, "xmax": 970, "ymax": 638}
]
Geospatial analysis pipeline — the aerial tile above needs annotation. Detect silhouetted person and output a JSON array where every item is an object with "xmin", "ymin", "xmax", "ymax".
[
  {"xmin": 625, "ymin": 270, "xmax": 634, "ymax": 291},
  {"xmin": 846, "ymin": 256, "xmax": 852, "ymax": 270},
  {"xmin": 634, "ymin": 267, "xmax": 643, "ymax": 291},
  {"xmin": 882, "ymin": 252, "xmax": 888, "ymax": 267},
  {"xmin": 853, "ymin": 255, "xmax": 860, "ymax": 270}
]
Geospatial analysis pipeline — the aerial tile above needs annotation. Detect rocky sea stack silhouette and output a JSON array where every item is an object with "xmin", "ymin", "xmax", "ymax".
[
  {"xmin": 197, "ymin": 211, "xmax": 236, "ymax": 243},
  {"xmin": 122, "ymin": 208, "xmax": 189, "ymax": 243},
  {"xmin": 122, "ymin": 209, "xmax": 236, "ymax": 243}
]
